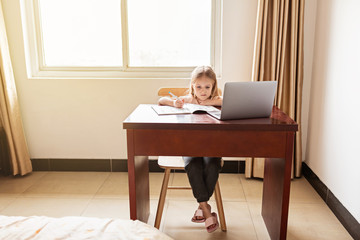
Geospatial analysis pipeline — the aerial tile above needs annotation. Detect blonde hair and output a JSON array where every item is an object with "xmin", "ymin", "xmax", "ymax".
[{"xmin": 189, "ymin": 66, "xmax": 220, "ymax": 100}]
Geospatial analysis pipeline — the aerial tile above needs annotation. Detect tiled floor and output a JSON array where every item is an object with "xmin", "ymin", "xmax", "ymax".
[{"xmin": 0, "ymin": 171, "xmax": 352, "ymax": 240}]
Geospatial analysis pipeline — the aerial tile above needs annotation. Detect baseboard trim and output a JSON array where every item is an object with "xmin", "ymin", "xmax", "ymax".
[
  {"xmin": 302, "ymin": 162, "xmax": 360, "ymax": 240},
  {"xmin": 31, "ymin": 158, "xmax": 245, "ymax": 174}
]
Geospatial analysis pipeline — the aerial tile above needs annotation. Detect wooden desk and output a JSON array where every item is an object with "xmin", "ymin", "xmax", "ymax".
[{"xmin": 123, "ymin": 104, "xmax": 298, "ymax": 240}]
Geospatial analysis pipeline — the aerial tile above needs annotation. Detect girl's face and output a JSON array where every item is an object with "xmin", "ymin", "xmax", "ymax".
[{"xmin": 192, "ymin": 76, "xmax": 214, "ymax": 101}]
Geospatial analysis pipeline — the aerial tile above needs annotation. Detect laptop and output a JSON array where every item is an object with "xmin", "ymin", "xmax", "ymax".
[{"xmin": 208, "ymin": 81, "xmax": 277, "ymax": 120}]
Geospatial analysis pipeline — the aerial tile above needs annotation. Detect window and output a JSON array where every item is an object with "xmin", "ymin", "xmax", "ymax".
[{"xmin": 21, "ymin": 0, "xmax": 222, "ymax": 79}]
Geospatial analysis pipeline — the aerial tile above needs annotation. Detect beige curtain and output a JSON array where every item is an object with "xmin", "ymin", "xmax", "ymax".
[
  {"xmin": 245, "ymin": 0, "xmax": 304, "ymax": 178},
  {"xmin": 0, "ymin": 2, "xmax": 32, "ymax": 175}
]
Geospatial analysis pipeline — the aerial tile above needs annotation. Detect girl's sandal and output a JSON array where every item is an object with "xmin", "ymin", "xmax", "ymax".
[
  {"xmin": 205, "ymin": 212, "xmax": 219, "ymax": 233},
  {"xmin": 191, "ymin": 205, "xmax": 211, "ymax": 223},
  {"xmin": 191, "ymin": 209, "xmax": 205, "ymax": 223}
]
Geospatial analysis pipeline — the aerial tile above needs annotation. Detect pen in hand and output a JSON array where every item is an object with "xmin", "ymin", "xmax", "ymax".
[
  {"xmin": 168, "ymin": 91, "xmax": 180, "ymax": 100},
  {"xmin": 169, "ymin": 91, "xmax": 184, "ymax": 108}
]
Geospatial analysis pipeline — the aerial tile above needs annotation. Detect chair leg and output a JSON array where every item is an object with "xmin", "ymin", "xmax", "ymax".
[
  {"xmin": 154, "ymin": 168, "xmax": 171, "ymax": 229},
  {"xmin": 214, "ymin": 180, "xmax": 227, "ymax": 231}
]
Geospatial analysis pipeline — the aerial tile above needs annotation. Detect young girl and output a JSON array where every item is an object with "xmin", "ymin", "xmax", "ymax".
[
  {"xmin": 158, "ymin": 66, "xmax": 222, "ymax": 108},
  {"xmin": 158, "ymin": 66, "xmax": 222, "ymax": 233}
]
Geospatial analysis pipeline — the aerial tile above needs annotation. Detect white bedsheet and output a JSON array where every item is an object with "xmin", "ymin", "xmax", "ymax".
[{"xmin": 0, "ymin": 215, "xmax": 173, "ymax": 240}]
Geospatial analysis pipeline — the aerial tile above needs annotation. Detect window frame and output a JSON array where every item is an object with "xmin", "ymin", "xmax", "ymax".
[{"xmin": 20, "ymin": 0, "xmax": 222, "ymax": 79}]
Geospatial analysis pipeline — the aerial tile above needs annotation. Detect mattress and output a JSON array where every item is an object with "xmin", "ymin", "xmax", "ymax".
[{"xmin": 0, "ymin": 215, "xmax": 173, "ymax": 240}]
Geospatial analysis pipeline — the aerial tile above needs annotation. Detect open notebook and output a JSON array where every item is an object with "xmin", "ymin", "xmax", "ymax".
[{"xmin": 152, "ymin": 103, "xmax": 220, "ymax": 115}]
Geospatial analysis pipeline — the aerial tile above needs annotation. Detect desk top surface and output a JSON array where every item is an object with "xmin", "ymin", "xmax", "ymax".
[{"xmin": 123, "ymin": 104, "xmax": 298, "ymax": 131}]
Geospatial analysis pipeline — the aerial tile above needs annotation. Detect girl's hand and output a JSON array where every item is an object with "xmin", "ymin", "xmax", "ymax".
[
  {"xmin": 173, "ymin": 98, "xmax": 184, "ymax": 108},
  {"xmin": 197, "ymin": 99, "xmax": 213, "ymax": 106},
  {"xmin": 197, "ymin": 97, "xmax": 222, "ymax": 106}
]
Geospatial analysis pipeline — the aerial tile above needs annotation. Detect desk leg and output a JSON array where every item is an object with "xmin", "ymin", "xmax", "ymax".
[
  {"xmin": 127, "ymin": 130, "xmax": 150, "ymax": 222},
  {"xmin": 262, "ymin": 132, "xmax": 294, "ymax": 240}
]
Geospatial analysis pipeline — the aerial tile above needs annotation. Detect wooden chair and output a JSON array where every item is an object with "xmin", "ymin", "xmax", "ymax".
[
  {"xmin": 154, "ymin": 88, "xmax": 227, "ymax": 231},
  {"xmin": 157, "ymin": 87, "xmax": 190, "ymax": 98}
]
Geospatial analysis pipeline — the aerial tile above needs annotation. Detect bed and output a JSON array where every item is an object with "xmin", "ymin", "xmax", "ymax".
[{"xmin": 0, "ymin": 215, "xmax": 173, "ymax": 240}]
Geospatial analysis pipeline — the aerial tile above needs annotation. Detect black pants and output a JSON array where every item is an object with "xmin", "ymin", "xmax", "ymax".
[{"xmin": 183, "ymin": 157, "xmax": 222, "ymax": 203}]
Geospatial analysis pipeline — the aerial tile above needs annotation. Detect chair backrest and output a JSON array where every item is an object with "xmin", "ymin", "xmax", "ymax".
[
  {"xmin": 158, "ymin": 88, "xmax": 189, "ymax": 97},
  {"xmin": 157, "ymin": 87, "xmax": 222, "ymax": 97}
]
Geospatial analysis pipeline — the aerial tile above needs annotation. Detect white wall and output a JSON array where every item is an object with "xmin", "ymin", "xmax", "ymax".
[
  {"xmin": 1, "ymin": 0, "xmax": 258, "ymax": 159},
  {"xmin": 306, "ymin": 0, "xmax": 360, "ymax": 222}
]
